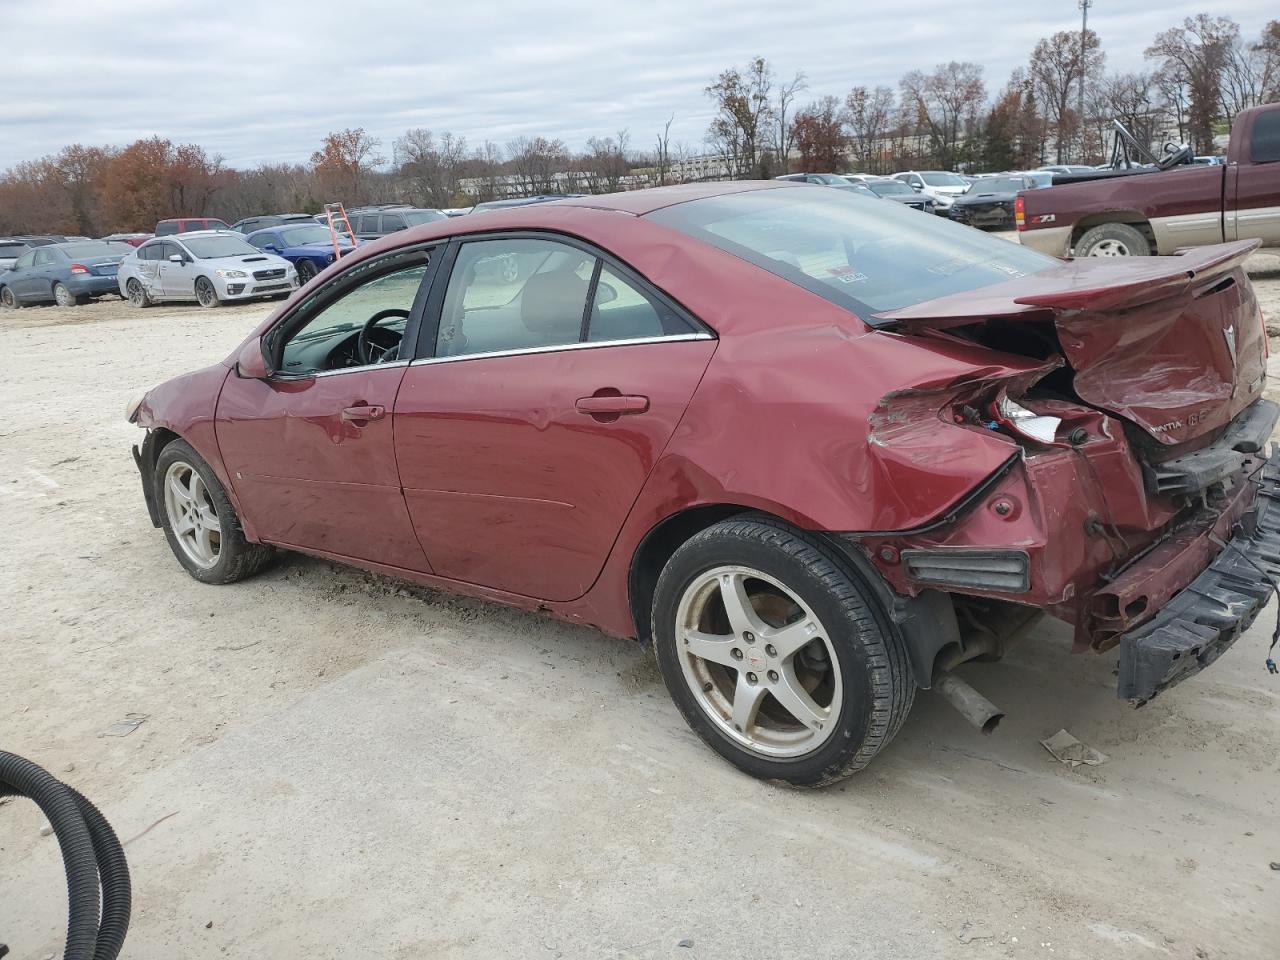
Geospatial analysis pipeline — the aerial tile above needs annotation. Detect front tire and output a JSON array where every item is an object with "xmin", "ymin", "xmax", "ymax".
[
  {"xmin": 194, "ymin": 276, "xmax": 220, "ymax": 309},
  {"xmin": 154, "ymin": 439, "xmax": 273, "ymax": 584},
  {"xmin": 296, "ymin": 259, "xmax": 318, "ymax": 284},
  {"xmin": 1075, "ymin": 222, "xmax": 1152, "ymax": 257},
  {"xmin": 0, "ymin": 286, "xmax": 18, "ymax": 309},
  {"xmin": 651, "ymin": 517, "xmax": 914, "ymax": 787}
]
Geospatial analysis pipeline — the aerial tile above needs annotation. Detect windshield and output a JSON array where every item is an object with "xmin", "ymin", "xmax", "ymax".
[
  {"xmin": 58, "ymin": 241, "xmax": 132, "ymax": 259},
  {"xmin": 279, "ymin": 225, "xmax": 336, "ymax": 246},
  {"xmin": 646, "ymin": 187, "xmax": 1056, "ymax": 321},
  {"xmin": 868, "ymin": 180, "xmax": 914, "ymax": 196},
  {"xmin": 182, "ymin": 234, "xmax": 258, "ymax": 258},
  {"xmin": 920, "ymin": 172, "xmax": 968, "ymax": 187},
  {"xmin": 965, "ymin": 178, "xmax": 1025, "ymax": 194},
  {"xmin": 402, "ymin": 210, "xmax": 446, "ymax": 225}
]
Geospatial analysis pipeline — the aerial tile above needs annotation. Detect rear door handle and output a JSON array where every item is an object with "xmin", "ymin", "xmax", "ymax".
[
  {"xmin": 341, "ymin": 404, "xmax": 385, "ymax": 423},
  {"xmin": 575, "ymin": 395, "xmax": 649, "ymax": 416}
]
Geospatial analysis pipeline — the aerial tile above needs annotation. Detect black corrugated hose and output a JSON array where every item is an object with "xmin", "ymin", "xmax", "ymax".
[{"xmin": 0, "ymin": 751, "xmax": 130, "ymax": 960}]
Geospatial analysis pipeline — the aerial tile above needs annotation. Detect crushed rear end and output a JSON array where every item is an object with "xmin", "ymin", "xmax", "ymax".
[{"xmin": 862, "ymin": 240, "xmax": 1278, "ymax": 703}]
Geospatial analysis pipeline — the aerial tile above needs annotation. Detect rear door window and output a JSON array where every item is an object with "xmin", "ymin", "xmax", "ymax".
[
  {"xmin": 381, "ymin": 214, "xmax": 407, "ymax": 232},
  {"xmin": 1250, "ymin": 110, "xmax": 1280, "ymax": 163},
  {"xmin": 436, "ymin": 238, "xmax": 595, "ymax": 357},
  {"xmin": 587, "ymin": 266, "xmax": 692, "ymax": 342}
]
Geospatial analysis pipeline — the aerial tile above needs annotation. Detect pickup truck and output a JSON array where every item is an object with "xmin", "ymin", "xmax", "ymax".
[{"xmin": 1017, "ymin": 102, "xmax": 1280, "ymax": 257}]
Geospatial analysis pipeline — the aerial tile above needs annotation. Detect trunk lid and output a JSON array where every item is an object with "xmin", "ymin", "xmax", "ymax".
[{"xmin": 875, "ymin": 240, "xmax": 1266, "ymax": 447}]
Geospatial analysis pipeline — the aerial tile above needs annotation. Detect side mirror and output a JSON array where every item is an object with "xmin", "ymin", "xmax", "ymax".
[
  {"xmin": 168, "ymin": 254, "xmax": 185, "ymax": 263},
  {"xmin": 235, "ymin": 337, "xmax": 270, "ymax": 380},
  {"xmin": 910, "ymin": 183, "xmax": 923, "ymax": 191}
]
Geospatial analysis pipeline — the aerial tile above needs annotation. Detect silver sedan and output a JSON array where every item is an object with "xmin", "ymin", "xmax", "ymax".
[{"xmin": 118, "ymin": 231, "xmax": 298, "ymax": 308}]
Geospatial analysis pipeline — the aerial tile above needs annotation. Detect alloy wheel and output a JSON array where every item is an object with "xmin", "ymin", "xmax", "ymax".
[
  {"xmin": 675, "ymin": 565, "xmax": 842, "ymax": 758},
  {"xmin": 53, "ymin": 283, "xmax": 74, "ymax": 307},
  {"xmin": 163, "ymin": 461, "xmax": 221, "ymax": 568},
  {"xmin": 0, "ymin": 287, "xmax": 14, "ymax": 308},
  {"xmin": 195, "ymin": 278, "xmax": 217, "ymax": 307},
  {"xmin": 297, "ymin": 260, "xmax": 317, "ymax": 284},
  {"xmin": 127, "ymin": 280, "xmax": 146, "ymax": 307}
]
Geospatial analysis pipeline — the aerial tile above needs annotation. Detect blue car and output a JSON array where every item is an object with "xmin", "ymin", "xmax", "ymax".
[
  {"xmin": 245, "ymin": 223, "xmax": 358, "ymax": 284},
  {"xmin": 0, "ymin": 240, "xmax": 134, "ymax": 308}
]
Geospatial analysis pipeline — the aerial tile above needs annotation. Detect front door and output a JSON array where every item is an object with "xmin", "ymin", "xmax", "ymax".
[
  {"xmin": 394, "ymin": 235, "xmax": 716, "ymax": 601},
  {"xmin": 158, "ymin": 242, "xmax": 197, "ymax": 298},
  {"xmin": 216, "ymin": 253, "xmax": 435, "ymax": 570}
]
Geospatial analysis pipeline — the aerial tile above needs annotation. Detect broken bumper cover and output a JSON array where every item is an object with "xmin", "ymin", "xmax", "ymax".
[{"xmin": 1117, "ymin": 454, "xmax": 1280, "ymax": 704}]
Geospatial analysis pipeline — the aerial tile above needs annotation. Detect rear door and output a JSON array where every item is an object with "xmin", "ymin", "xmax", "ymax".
[
  {"xmin": 1227, "ymin": 108, "xmax": 1280, "ymax": 244},
  {"xmin": 393, "ymin": 234, "xmax": 716, "ymax": 601}
]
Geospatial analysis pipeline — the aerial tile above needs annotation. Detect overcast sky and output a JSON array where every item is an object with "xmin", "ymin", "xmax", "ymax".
[{"xmin": 2, "ymin": 1, "xmax": 1274, "ymax": 170}]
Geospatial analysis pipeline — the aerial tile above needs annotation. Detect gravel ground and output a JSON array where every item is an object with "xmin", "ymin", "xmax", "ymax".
[{"xmin": 2, "ymin": 250, "xmax": 1280, "ymax": 960}]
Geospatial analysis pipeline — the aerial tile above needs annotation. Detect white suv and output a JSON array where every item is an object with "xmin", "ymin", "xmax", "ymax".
[{"xmin": 892, "ymin": 171, "xmax": 970, "ymax": 215}]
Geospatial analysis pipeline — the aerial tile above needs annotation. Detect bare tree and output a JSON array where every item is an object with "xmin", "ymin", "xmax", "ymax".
[
  {"xmin": 1028, "ymin": 29, "xmax": 1105, "ymax": 162},
  {"xmin": 843, "ymin": 85, "xmax": 895, "ymax": 173},
  {"xmin": 900, "ymin": 62, "xmax": 987, "ymax": 169},
  {"xmin": 394, "ymin": 129, "xmax": 468, "ymax": 208},
  {"xmin": 772, "ymin": 71, "xmax": 808, "ymax": 174},
  {"xmin": 653, "ymin": 115, "xmax": 674, "ymax": 186},
  {"xmin": 1091, "ymin": 72, "xmax": 1162, "ymax": 158},
  {"xmin": 1259, "ymin": 20, "xmax": 1280, "ymax": 102},
  {"xmin": 705, "ymin": 57, "xmax": 776, "ymax": 177},
  {"xmin": 506, "ymin": 136, "xmax": 569, "ymax": 194},
  {"xmin": 583, "ymin": 130, "xmax": 631, "ymax": 193},
  {"xmin": 1146, "ymin": 15, "xmax": 1240, "ymax": 153}
]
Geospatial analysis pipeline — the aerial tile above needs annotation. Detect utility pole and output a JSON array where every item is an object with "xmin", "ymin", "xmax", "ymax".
[{"xmin": 1077, "ymin": 0, "xmax": 1093, "ymax": 162}]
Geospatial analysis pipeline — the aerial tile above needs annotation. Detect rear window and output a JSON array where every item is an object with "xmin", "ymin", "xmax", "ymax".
[
  {"xmin": 1250, "ymin": 109, "xmax": 1280, "ymax": 163},
  {"xmin": 155, "ymin": 222, "xmax": 178, "ymax": 236},
  {"xmin": 965, "ymin": 178, "xmax": 1027, "ymax": 194},
  {"xmin": 0, "ymin": 243, "xmax": 28, "ymax": 257},
  {"xmin": 646, "ymin": 187, "xmax": 1056, "ymax": 322},
  {"xmin": 58, "ymin": 241, "xmax": 132, "ymax": 258},
  {"xmin": 403, "ymin": 210, "xmax": 446, "ymax": 226}
]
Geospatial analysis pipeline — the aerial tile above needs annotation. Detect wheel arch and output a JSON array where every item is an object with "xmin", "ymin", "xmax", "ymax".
[
  {"xmin": 626, "ymin": 504, "xmax": 959, "ymax": 688},
  {"xmin": 1071, "ymin": 212, "xmax": 1155, "ymax": 251}
]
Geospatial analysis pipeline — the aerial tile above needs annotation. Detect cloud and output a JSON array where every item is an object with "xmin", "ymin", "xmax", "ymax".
[{"xmin": 1, "ymin": 0, "xmax": 1274, "ymax": 169}]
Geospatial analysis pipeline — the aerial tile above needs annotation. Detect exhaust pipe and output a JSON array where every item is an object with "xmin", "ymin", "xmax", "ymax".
[{"xmin": 933, "ymin": 671, "xmax": 1005, "ymax": 735}]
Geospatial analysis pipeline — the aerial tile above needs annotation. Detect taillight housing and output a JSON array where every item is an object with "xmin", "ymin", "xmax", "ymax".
[
  {"xmin": 1014, "ymin": 196, "xmax": 1026, "ymax": 231},
  {"xmin": 990, "ymin": 395, "xmax": 1066, "ymax": 447},
  {"xmin": 69, "ymin": 263, "xmax": 89, "ymax": 275}
]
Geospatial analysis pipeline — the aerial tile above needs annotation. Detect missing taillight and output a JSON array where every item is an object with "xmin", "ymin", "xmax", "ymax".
[{"xmin": 990, "ymin": 395, "xmax": 1066, "ymax": 448}]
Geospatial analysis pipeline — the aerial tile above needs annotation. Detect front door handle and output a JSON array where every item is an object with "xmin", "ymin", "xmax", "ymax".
[
  {"xmin": 575, "ymin": 394, "xmax": 650, "ymax": 417},
  {"xmin": 341, "ymin": 404, "xmax": 385, "ymax": 423}
]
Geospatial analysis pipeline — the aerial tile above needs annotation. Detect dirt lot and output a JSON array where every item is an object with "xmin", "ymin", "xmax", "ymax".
[{"xmin": 3, "ymin": 250, "xmax": 1280, "ymax": 960}]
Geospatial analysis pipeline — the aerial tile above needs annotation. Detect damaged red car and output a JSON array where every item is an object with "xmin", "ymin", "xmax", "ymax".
[{"xmin": 128, "ymin": 182, "xmax": 1280, "ymax": 786}]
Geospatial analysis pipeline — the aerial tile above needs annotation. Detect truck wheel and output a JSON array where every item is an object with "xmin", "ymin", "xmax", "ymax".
[
  {"xmin": 651, "ymin": 516, "xmax": 915, "ymax": 787},
  {"xmin": 1075, "ymin": 223, "xmax": 1152, "ymax": 257}
]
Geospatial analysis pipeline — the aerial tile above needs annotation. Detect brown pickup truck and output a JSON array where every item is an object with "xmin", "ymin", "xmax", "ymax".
[{"xmin": 1017, "ymin": 102, "xmax": 1280, "ymax": 257}]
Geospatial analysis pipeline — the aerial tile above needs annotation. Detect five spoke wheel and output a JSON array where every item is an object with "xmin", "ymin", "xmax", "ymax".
[
  {"xmin": 162, "ymin": 461, "xmax": 221, "ymax": 568},
  {"xmin": 676, "ymin": 565, "xmax": 841, "ymax": 758}
]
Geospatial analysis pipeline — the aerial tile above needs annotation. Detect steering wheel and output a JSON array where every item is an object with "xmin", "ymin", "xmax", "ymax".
[{"xmin": 357, "ymin": 308, "xmax": 410, "ymax": 365}]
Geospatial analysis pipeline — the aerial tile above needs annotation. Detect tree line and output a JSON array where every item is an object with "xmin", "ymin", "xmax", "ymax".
[{"xmin": 1, "ymin": 13, "xmax": 1275, "ymax": 235}]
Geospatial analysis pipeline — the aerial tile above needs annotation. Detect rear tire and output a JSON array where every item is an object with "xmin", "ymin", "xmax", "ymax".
[
  {"xmin": 154, "ymin": 439, "xmax": 274, "ymax": 584},
  {"xmin": 195, "ymin": 277, "xmax": 220, "ymax": 309},
  {"xmin": 1075, "ymin": 222, "xmax": 1152, "ymax": 257},
  {"xmin": 651, "ymin": 516, "xmax": 914, "ymax": 787},
  {"xmin": 126, "ymin": 279, "xmax": 151, "ymax": 308},
  {"xmin": 53, "ymin": 282, "xmax": 84, "ymax": 307}
]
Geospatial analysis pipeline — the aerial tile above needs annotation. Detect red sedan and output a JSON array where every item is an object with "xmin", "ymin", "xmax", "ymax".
[{"xmin": 128, "ymin": 182, "xmax": 1280, "ymax": 786}]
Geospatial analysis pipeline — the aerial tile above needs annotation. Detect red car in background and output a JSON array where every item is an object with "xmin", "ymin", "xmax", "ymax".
[
  {"xmin": 127, "ymin": 182, "xmax": 1279, "ymax": 786},
  {"xmin": 102, "ymin": 233, "xmax": 153, "ymax": 247},
  {"xmin": 154, "ymin": 217, "xmax": 232, "ymax": 236}
]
